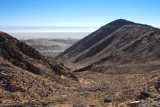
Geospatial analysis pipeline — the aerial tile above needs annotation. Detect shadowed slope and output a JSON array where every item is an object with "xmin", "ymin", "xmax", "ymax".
[
  {"xmin": 56, "ymin": 19, "xmax": 135, "ymax": 61},
  {"xmin": 56, "ymin": 19, "xmax": 160, "ymax": 73}
]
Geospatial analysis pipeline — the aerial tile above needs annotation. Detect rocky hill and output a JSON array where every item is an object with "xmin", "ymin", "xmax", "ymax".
[
  {"xmin": 56, "ymin": 19, "xmax": 160, "ymax": 73},
  {"xmin": 51, "ymin": 19, "xmax": 160, "ymax": 106},
  {"xmin": 0, "ymin": 32, "xmax": 77, "ymax": 105}
]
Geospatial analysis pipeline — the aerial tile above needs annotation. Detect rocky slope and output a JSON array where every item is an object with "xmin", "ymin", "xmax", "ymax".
[
  {"xmin": 52, "ymin": 19, "xmax": 160, "ymax": 106},
  {"xmin": 56, "ymin": 19, "xmax": 160, "ymax": 73},
  {"xmin": 0, "ymin": 32, "xmax": 77, "ymax": 105}
]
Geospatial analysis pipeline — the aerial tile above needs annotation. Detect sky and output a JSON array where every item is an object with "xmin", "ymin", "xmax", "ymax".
[{"xmin": 0, "ymin": 0, "xmax": 160, "ymax": 28}]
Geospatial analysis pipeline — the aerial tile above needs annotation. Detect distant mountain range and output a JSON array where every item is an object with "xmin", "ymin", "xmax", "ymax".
[{"xmin": 56, "ymin": 19, "xmax": 160, "ymax": 73}]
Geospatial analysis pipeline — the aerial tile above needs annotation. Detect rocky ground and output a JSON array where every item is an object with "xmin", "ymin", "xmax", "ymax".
[
  {"xmin": 0, "ymin": 32, "xmax": 78, "ymax": 107},
  {"xmin": 1, "ymin": 67, "xmax": 160, "ymax": 107}
]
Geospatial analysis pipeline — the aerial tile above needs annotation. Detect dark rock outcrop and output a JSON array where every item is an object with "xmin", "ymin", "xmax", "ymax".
[{"xmin": 136, "ymin": 91, "xmax": 151, "ymax": 100}]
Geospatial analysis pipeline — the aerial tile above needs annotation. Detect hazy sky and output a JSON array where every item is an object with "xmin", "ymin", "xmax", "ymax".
[{"xmin": 0, "ymin": 0, "xmax": 160, "ymax": 27}]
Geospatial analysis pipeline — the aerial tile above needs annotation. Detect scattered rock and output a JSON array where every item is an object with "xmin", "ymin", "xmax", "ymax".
[
  {"xmin": 118, "ymin": 102, "xmax": 127, "ymax": 107},
  {"xmin": 137, "ymin": 91, "xmax": 151, "ymax": 100},
  {"xmin": 73, "ymin": 104, "xmax": 86, "ymax": 107},
  {"xmin": 88, "ymin": 105, "xmax": 96, "ymax": 107},
  {"xmin": 104, "ymin": 98, "xmax": 112, "ymax": 103},
  {"xmin": 155, "ymin": 80, "xmax": 160, "ymax": 92},
  {"xmin": 127, "ymin": 101, "xmax": 140, "ymax": 107}
]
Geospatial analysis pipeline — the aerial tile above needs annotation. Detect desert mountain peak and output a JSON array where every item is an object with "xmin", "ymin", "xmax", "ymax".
[
  {"xmin": 56, "ymin": 19, "xmax": 160, "ymax": 73},
  {"xmin": 107, "ymin": 19, "xmax": 135, "ymax": 26}
]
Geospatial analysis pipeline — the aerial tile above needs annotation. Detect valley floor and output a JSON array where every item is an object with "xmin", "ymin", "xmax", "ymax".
[
  {"xmin": 1, "ymin": 68, "xmax": 160, "ymax": 107},
  {"xmin": 1, "ymin": 38, "xmax": 160, "ymax": 107}
]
